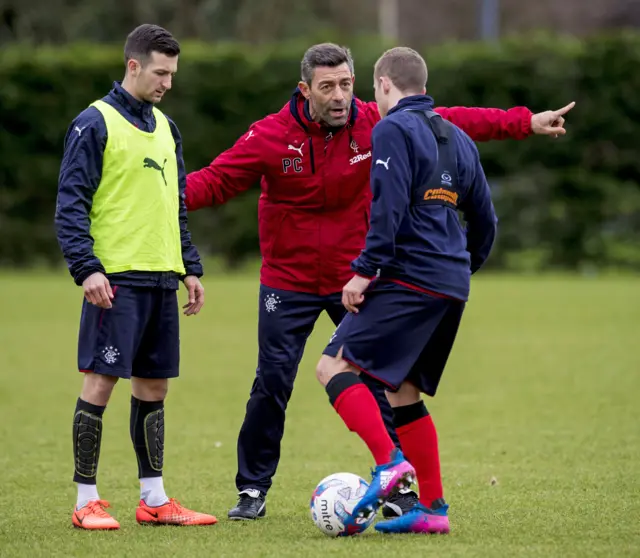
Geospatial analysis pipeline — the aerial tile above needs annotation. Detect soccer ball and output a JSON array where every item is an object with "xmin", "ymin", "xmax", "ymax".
[{"xmin": 310, "ymin": 472, "xmax": 376, "ymax": 537}]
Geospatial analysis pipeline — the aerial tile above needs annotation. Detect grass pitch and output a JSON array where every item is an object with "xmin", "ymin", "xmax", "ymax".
[{"xmin": 0, "ymin": 269, "xmax": 638, "ymax": 557}]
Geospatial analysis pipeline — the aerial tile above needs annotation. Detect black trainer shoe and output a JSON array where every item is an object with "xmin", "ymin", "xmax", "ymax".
[
  {"xmin": 381, "ymin": 488, "xmax": 419, "ymax": 518},
  {"xmin": 228, "ymin": 489, "xmax": 267, "ymax": 520}
]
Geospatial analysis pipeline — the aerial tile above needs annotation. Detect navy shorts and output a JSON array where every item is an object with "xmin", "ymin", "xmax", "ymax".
[
  {"xmin": 77, "ymin": 286, "xmax": 180, "ymax": 379},
  {"xmin": 323, "ymin": 281, "xmax": 465, "ymax": 396}
]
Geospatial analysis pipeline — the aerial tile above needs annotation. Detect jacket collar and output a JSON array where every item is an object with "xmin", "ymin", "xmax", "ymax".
[
  {"xmin": 108, "ymin": 81, "xmax": 155, "ymax": 122},
  {"xmin": 387, "ymin": 94, "xmax": 435, "ymax": 116}
]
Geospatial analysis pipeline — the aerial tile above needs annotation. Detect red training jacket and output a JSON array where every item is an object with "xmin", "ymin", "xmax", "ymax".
[{"xmin": 186, "ymin": 90, "xmax": 532, "ymax": 295}]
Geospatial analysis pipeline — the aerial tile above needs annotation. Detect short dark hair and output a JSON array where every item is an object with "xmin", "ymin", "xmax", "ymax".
[
  {"xmin": 124, "ymin": 24, "xmax": 180, "ymax": 66},
  {"xmin": 374, "ymin": 47, "xmax": 428, "ymax": 94},
  {"xmin": 301, "ymin": 43, "xmax": 354, "ymax": 85}
]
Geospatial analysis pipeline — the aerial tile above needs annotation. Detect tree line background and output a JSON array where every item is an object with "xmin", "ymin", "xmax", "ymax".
[{"xmin": 2, "ymin": 0, "xmax": 640, "ymax": 46}]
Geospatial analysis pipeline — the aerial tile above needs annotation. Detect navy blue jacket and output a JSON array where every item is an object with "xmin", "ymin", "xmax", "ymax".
[
  {"xmin": 351, "ymin": 95, "xmax": 497, "ymax": 301},
  {"xmin": 55, "ymin": 82, "xmax": 203, "ymax": 289}
]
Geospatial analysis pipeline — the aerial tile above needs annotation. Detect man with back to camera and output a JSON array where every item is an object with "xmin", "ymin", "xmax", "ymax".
[
  {"xmin": 185, "ymin": 42, "xmax": 574, "ymax": 520},
  {"xmin": 316, "ymin": 45, "xmax": 500, "ymax": 535},
  {"xmin": 55, "ymin": 23, "xmax": 216, "ymax": 530}
]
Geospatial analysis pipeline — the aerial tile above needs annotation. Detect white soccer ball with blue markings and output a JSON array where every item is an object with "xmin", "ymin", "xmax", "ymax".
[{"xmin": 310, "ymin": 472, "xmax": 375, "ymax": 537}]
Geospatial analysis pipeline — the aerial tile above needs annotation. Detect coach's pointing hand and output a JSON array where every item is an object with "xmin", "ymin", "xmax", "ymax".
[
  {"xmin": 342, "ymin": 275, "xmax": 372, "ymax": 313},
  {"xmin": 183, "ymin": 275, "xmax": 205, "ymax": 316},
  {"xmin": 530, "ymin": 102, "xmax": 576, "ymax": 137},
  {"xmin": 82, "ymin": 272, "xmax": 114, "ymax": 309}
]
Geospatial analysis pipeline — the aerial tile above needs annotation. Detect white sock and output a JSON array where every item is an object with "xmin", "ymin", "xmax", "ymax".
[
  {"xmin": 76, "ymin": 483, "xmax": 100, "ymax": 510},
  {"xmin": 140, "ymin": 477, "xmax": 169, "ymax": 507}
]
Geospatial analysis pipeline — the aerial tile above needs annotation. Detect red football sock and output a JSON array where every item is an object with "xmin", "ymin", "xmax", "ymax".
[
  {"xmin": 397, "ymin": 415, "xmax": 443, "ymax": 506},
  {"xmin": 333, "ymin": 384, "xmax": 396, "ymax": 465}
]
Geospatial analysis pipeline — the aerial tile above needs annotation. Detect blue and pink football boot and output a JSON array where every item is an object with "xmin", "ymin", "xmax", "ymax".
[
  {"xmin": 348, "ymin": 449, "xmax": 416, "ymax": 522},
  {"xmin": 375, "ymin": 498, "xmax": 450, "ymax": 534}
]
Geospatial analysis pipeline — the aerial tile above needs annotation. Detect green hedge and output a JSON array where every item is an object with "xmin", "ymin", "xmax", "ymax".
[{"xmin": 1, "ymin": 33, "xmax": 639, "ymax": 271}]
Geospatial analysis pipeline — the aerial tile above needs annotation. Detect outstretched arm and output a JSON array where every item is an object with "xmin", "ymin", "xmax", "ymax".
[
  {"xmin": 435, "ymin": 101, "xmax": 575, "ymax": 142},
  {"xmin": 185, "ymin": 125, "xmax": 265, "ymax": 211}
]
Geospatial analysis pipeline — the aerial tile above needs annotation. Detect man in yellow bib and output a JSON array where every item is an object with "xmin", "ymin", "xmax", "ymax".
[{"xmin": 55, "ymin": 24, "xmax": 217, "ymax": 529}]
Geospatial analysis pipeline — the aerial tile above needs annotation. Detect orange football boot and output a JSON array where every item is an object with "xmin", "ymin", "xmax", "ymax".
[
  {"xmin": 72, "ymin": 500, "xmax": 120, "ymax": 530},
  {"xmin": 136, "ymin": 498, "xmax": 218, "ymax": 526}
]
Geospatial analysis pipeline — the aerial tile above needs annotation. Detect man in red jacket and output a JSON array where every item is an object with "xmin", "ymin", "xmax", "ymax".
[{"xmin": 185, "ymin": 43, "xmax": 573, "ymax": 521}]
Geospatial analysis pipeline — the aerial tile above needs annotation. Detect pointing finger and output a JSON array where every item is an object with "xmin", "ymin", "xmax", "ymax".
[{"xmin": 554, "ymin": 101, "xmax": 575, "ymax": 116}]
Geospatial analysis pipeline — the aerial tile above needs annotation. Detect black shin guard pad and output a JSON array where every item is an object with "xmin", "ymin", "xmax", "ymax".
[
  {"xmin": 130, "ymin": 396, "xmax": 164, "ymax": 478},
  {"xmin": 72, "ymin": 399, "xmax": 105, "ymax": 484},
  {"xmin": 326, "ymin": 372, "xmax": 364, "ymax": 407},
  {"xmin": 392, "ymin": 400, "xmax": 429, "ymax": 429},
  {"xmin": 144, "ymin": 408, "xmax": 165, "ymax": 472}
]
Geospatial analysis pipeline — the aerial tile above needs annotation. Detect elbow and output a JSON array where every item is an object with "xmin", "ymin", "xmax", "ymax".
[
  {"xmin": 185, "ymin": 182, "xmax": 214, "ymax": 211},
  {"xmin": 185, "ymin": 173, "xmax": 208, "ymax": 211},
  {"xmin": 54, "ymin": 211, "xmax": 72, "ymax": 248},
  {"xmin": 183, "ymin": 191, "xmax": 195, "ymax": 211},
  {"xmin": 183, "ymin": 182, "xmax": 199, "ymax": 211}
]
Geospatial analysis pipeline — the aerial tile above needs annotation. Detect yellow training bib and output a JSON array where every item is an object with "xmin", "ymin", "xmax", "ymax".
[{"xmin": 89, "ymin": 99, "xmax": 185, "ymax": 275}]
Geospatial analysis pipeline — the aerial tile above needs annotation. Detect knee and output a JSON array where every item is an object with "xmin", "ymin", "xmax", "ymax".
[
  {"xmin": 316, "ymin": 354, "xmax": 352, "ymax": 387},
  {"xmin": 81, "ymin": 373, "xmax": 118, "ymax": 406},
  {"xmin": 254, "ymin": 360, "xmax": 296, "ymax": 398},
  {"xmin": 386, "ymin": 381, "xmax": 421, "ymax": 408},
  {"xmin": 315, "ymin": 358, "xmax": 329, "ymax": 386},
  {"xmin": 132, "ymin": 378, "xmax": 169, "ymax": 402}
]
